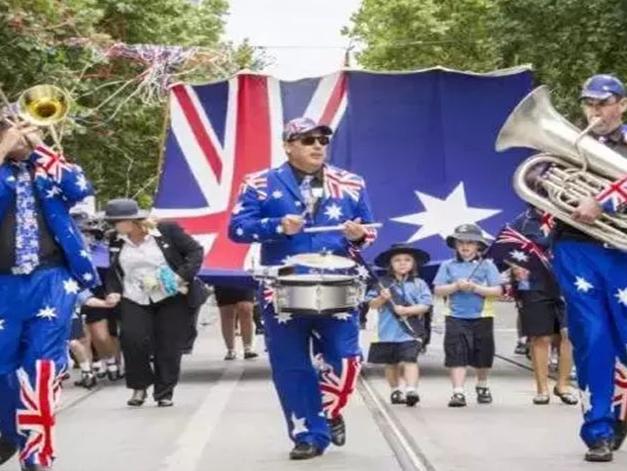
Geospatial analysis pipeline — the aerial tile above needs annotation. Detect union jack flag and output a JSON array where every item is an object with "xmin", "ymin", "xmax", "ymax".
[
  {"xmin": 614, "ymin": 362, "xmax": 627, "ymax": 422},
  {"xmin": 153, "ymin": 72, "xmax": 347, "ymax": 272},
  {"xmin": 16, "ymin": 360, "xmax": 61, "ymax": 467},
  {"xmin": 324, "ymin": 167, "xmax": 364, "ymax": 201},
  {"xmin": 487, "ymin": 225, "xmax": 551, "ymax": 270},
  {"xmin": 319, "ymin": 356, "xmax": 361, "ymax": 419},
  {"xmin": 596, "ymin": 175, "xmax": 627, "ymax": 212},
  {"xmin": 33, "ymin": 146, "xmax": 71, "ymax": 183}
]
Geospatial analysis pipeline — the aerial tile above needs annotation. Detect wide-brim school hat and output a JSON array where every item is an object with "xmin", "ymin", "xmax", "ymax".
[
  {"xmin": 374, "ymin": 243, "xmax": 430, "ymax": 268},
  {"xmin": 445, "ymin": 223, "xmax": 489, "ymax": 248},
  {"xmin": 97, "ymin": 198, "xmax": 150, "ymax": 221}
]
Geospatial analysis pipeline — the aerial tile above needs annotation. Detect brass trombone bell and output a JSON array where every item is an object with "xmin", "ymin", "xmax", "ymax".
[{"xmin": 17, "ymin": 84, "xmax": 70, "ymax": 127}]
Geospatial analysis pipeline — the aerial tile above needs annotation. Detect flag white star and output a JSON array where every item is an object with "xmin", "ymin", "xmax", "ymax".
[
  {"xmin": 509, "ymin": 250, "xmax": 529, "ymax": 263},
  {"xmin": 616, "ymin": 288, "xmax": 627, "ymax": 306},
  {"xmin": 36, "ymin": 306, "xmax": 57, "ymax": 320},
  {"xmin": 80, "ymin": 249, "xmax": 90, "ymax": 258},
  {"xmin": 76, "ymin": 175, "xmax": 88, "ymax": 191},
  {"xmin": 291, "ymin": 413, "xmax": 309, "ymax": 437},
  {"xmin": 355, "ymin": 264, "xmax": 370, "ymax": 280},
  {"xmin": 580, "ymin": 387, "xmax": 592, "ymax": 413},
  {"xmin": 83, "ymin": 273, "xmax": 93, "ymax": 282},
  {"xmin": 324, "ymin": 203, "xmax": 343, "ymax": 221},
  {"xmin": 252, "ymin": 233, "xmax": 259, "ymax": 240},
  {"xmin": 574, "ymin": 276, "xmax": 593, "ymax": 293},
  {"xmin": 0, "ymin": 318, "xmax": 5, "ymax": 331},
  {"xmin": 391, "ymin": 182, "xmax": 500, "ymax": 243},
  {"xmin": 63, "ymin": 278, "xmax": 80, "ymax": 295},
  {"xmin": 295, "ymin": 201, "xmax": 302, "ymax": 207},
  {"xmin": 272, "ymin": 190, "xmax": 283, "ymax": 199},
  {"xmin": 236, "ymin": 227, "xmax": 244, "ymax": 236},
  {"xmin": 276, "ymin": 225, "xmax": 284, "ymax": 234},
  {"xmin": 333, "ymin": 312, "xmax": 352, "ymax": 321},
  {"xmin": 275, "ymin": 312, "xmax": 293, "ymax": 324},
  {"xmin": 45, "ymin": 186, "xmax": 61, "ymax": 199}
]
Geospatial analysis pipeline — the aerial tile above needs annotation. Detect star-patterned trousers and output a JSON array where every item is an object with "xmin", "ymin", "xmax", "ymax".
[
  {"xmin": 553, "ymin": 240, "xmax": 627, "ymax": 447},
  {"xmin": 0, "ymin": 266, "xmax": 78, "ymax": 467},
  {"xmin": 263, "ymin": 303, "xmax": 361, "ymax": 451}
]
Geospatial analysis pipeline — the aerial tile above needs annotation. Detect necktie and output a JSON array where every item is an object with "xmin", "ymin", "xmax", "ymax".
[
  {"xmin": 14, "ymin": 162, "xmax": 40, "ymax": 274},
  {"xmin": 300, "ymin": 175, "xmax": 315, "ymax": 219}
]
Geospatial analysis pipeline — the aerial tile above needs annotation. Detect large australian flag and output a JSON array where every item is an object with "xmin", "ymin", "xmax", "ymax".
[{"xmin": 153, "ymin": 67, "xmax": 533, "ymax": 281}]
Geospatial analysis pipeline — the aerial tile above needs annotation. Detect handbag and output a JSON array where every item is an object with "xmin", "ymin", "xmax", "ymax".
[{"xmin": 187, "ymin": 277, "xmax": 210, "ymax": 309}]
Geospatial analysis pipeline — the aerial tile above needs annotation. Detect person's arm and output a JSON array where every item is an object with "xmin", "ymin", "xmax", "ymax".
[
  {"xmin": 344, "ymin": 181, "xmax": 377, "ymax": 250},
  {"xmin": 398, "ymin": 279, "xmax": 433, "ymax": 317},
  {"xmin": 470, "ymin": 262, "xmax": 504, "ymax": 297},
  {"xmin": 368, "ymin": 287, "xmax": 392, "ymax": 310},
  {"xmin": 161, "ymin": 222, "xmax": 204, "ymax": 282},
  {"xmin": 433, "ymin": 262, "xmax": 459, "ymax": 297},
  {"xmin": 394, "ymin": 304, "xmax": 431, "ymax": 317}
]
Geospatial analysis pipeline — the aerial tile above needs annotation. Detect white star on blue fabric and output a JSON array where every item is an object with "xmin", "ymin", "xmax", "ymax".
[
  {"xmin": 580, "ymin": 387, "xmax": 592, "ymax": 413},
  {"xmin": 290, "ymin": 413, "xmax": 309, "ymax": 437},
  {"xmin": 76, "ymin": 175, "xmax": 88, "ymax": 191},
  {"xmin": 83, "ymin": 273, "xmax": 94, "ymax": 282},
  {"xmin": 275, "ymin": 311, "xmax": 292, "ymax": 324},
  {"xmin": 236, "ymin": 227, "xmax": 244, "ymax": 237},
  {"xmin": 574, "ymin": 277, "xmax": 594, "ymax": 293},
  {"xmin": 45, "ymin": 186, "xmax": 61, "ymax": 199},
  {"xmin": 80, "ymin": 249, "xmax": 90, "ymax": 258},
  {"xmin": 63, "ymin": 278, "xmax": 80, "ymax": 295},
  {"xmin": 509, "ymin": 250, "xmax": 529, "ymax": 263},
  {"xmin": 333, "ymin": 312, "xmax": 352, "ymax": 321},
  {"xmin": 0, "ymin": 318, "xmax": 5, "ymax": 331},
  {"xmin": 272, "ymin": 190, "xmax": 283, "ymax": 199},
  {"xmin": 324, "ymin": 203, "xmax": 343, "ymax": 221},
  {"xmin": 36, "ymin": 306, "xmax": 57, "ymax": 320},
  {"xmin": 616, "ymin": 288, "xmax": 627, "ymax": 306},
  {"xmin": 252, "ymin": 233, "xmax": 259, "ymax": 240},
  {"xmin": 355, "ymin": 264, "xmax": 370, "ymax": 280},
  {"xmin": 391, "ymin": 182, "xmax": 500, "ymax": 243}
]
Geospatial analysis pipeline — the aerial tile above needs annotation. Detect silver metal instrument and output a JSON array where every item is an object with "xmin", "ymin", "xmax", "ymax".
[{"xmin": 495, "ymin": 85, "xmax": 627, "ymax": 250}]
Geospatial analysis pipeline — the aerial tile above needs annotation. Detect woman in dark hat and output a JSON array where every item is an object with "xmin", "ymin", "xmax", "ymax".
[
  {"xmin": 102, "ymin": 198, "xmax": 205, "ymax": 407},
  {"xmin": 367, "ymin": 243, "xmax": 432, "ymax": 407}
]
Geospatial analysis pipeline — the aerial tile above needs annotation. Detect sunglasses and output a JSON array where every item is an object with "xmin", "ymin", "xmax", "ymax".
[{"xmin": 293, "ymin": 135, "xmax": 330, "ymax": 146}]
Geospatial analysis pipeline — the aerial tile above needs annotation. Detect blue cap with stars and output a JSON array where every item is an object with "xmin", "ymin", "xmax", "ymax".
[{"xmin": 580, "ymin": 74, "xmax": 625, "ymax": 101}]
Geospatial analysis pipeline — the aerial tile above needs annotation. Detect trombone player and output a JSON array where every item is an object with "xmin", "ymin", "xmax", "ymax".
[
  {"xmin": 551, "ymin": 74, "xmax": 627, "ymax": 462},
  {"xmin": 0, "ymin": 89, "xmax": 99, "ymax": 471}
]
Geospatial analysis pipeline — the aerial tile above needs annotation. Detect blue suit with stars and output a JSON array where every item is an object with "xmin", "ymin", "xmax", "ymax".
[
  {"xmin": 552, "ymin": 126, "xmax": 627, "ymax": 448},
  {"xmin": 0, "ymin": 145, "xmax": 99, "ymax": 467},
  {"xmin": 229, "ymin": 161, "xmax": 376, "ymax": 451}
]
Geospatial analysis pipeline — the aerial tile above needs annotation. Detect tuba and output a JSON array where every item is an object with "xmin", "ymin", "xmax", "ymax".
[{"xmin": 495, "ymin": 85, "xmax": 627, "ymax": 250}]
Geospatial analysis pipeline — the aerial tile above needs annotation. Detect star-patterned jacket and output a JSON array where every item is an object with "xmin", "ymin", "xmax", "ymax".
[
  {"xmin": 0, "ymin": 145, "xmax": 100, "ymax": 289},
  {"xmin": 229, "ymin": 162, "xmax": 377, "ymax": 265}
]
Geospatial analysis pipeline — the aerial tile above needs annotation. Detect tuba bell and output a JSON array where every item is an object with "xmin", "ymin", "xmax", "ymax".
[{"xmin": 495, "ymin": 85, "xmax": 627, "ymax": 250}]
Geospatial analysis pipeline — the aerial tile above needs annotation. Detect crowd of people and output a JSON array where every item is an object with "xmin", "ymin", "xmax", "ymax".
[{"xmin": 0, "ymin": 72, "xmax": 625, "ymax": 470}]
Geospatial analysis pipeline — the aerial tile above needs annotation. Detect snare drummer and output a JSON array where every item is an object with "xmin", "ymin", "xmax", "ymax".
[{"xmin": 229, "ymin": 117, "xmax": 377, "ymax": 460}]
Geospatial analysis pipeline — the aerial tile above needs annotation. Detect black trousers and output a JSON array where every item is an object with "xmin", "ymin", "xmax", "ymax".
[{"xmin": 120, "ymin": 295, "xmax": 188, "ymax": 400}]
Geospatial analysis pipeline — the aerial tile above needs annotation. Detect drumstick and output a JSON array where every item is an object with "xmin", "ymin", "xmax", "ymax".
[{"xmin": 303, "ymin": 222, "xmax": 382, "ymax": 234}]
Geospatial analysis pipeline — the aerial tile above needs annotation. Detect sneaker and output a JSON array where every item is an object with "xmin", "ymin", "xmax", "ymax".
[
  {"xmin": 514, "ymin": 341, "xmax": 528, "ymax": 355},
  {"xmin": 585, "ymin": 439, "xmax": 613, "ymax": 462},
  {"xmin": 74, "ymin": 370, "xmax": 97, "ymax": 389},
  {"xmin": 405, "ymin": 390, "xmax": 420, "ymax": 407},
  {"xmin": 243, "ymin": 350, "xmax": 259, "ymax": 360},
  {"xmin": 390, "ymin": 390, "xmax": 406, "ymax": 404},
  {"xmin": 106, "ymin": 365, "xmax": 123, "ymax": 382},
  {"xmin": 476, "ymin": 386, "xmax": 493, "ymax": 404},
  {"xmin": 224, "ymin": 350, "xmax": 236, "ymax": 361},
  {"xmin": 289, "ymin": 442, "xmax": 323, "ymax": 460},
  {"xmin": 448, "ymin": 392, "xmax": 467, "ymax": 407},
  {"xmin": 613, "ymin": 420, "xmax": 627, "ymax": 451},
  {"xmin": 328, "ymin": 415, "xmax": 346, "ymax": 446},
  {"xmin": 127, "ymin": 389, "xmax": 147, "ymax": 407},
  {"xmin": 0, "ymin": 436, "xmax": 17, "ymax": 465}
]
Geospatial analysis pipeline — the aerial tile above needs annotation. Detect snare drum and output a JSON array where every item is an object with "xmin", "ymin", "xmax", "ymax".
[{"xmin": 273, "ymin": 274, "xmax": 363, "ymax": 315}]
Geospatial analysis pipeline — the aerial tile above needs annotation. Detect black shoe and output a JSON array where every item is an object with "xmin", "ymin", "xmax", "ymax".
[
  {"xmin": 21, "ymin": 465, "xmax": 51, "ymax": 471},
  {"xmin": 74, "ymin": 370, "xmax": 97, "ymax": 389},
  {"xmin": 613, "ymin": 421, "xmax": 627, "ymax": 451},
  {"xmin": 448, "ymin": 392, "xmax": 467, "ymax": 407},
  {"xmin": 553, "ymin": 386, "xmax": 578, "ymax": 405},
  {"xmin": 157, "ymin": 398, "xmax": 174, "ymax": 408},
  {"xmin": 127, "ymin": 389, "xmax": 147, "ymax": 407},
  {"xmin": 476, "ymin": 386, "xmax": 493, "ymax": 404},
  {"xmin": 405, "ymin": 390, "xmax": 420, "ymax": 407},
  {"xmin": 514, "ymin": 341, "xmax": 528, "ymax": 355},
  {"xmin": 0, "ymin": 436, "xmax": 17, "ymax": 465},
  {"xmin": 585, "ymin": 439, "xmax": 613, "ymax": 462},
  {"xmin": 328, "ymin": 415, "xmax": 346, "ymax": 446},
  {"xmin": 289, "ymin": 442, "xmax": 323, "ymax": 460},
  {"xmin": 390, "ymin": 390, "xmax": 406, "ymax": 405},
  {"xmin": 243, "ymin": 350, "xmax": 259, "ymax": 360},
  {"xmin": 106, "ymin": 366, "xmax": 123, "ymax": 382}
]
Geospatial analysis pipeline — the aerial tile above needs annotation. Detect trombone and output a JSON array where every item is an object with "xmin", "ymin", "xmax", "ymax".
[{"xmin": 0, "ymin": 84, "xmax": 71, "ymax": 154}]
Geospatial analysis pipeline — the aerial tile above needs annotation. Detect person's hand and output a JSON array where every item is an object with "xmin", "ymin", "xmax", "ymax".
[
  {"xmin": 457, "ymin": 279, "xmax": 474, "ymax": 292},
  {"xmin": 572, "ymin": 196, "xmax": 603, "ymax": 224},
  {"xmin": 281, "ymin": 214, "xmax": 304, "ymax": 235},
  {"xmin": 379, "ymin": 288, "xmax": 392, "ymax": 302},
  {"xmin": 105, "ymin": 293, "xmax": 121, "ymax": 306},
  {"xmin": 0, "ymin": 122, "xmax": 41, "ymax": 160},
  {"xmin": 511, "ymin": 265, "xmax": 530, "ymax": 282},
  {"xmin": 343, "ymin": 218, "xmax": 368, "ymax": 241}
]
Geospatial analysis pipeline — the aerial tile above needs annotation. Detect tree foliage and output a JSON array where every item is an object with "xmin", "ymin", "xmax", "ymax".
[
  {"xmin": 345, "ymin": 0, "xmax": 627, "ymax": 119},
  {"xmin": 0, "ymin": 0, "xmax": 262, "ymax": 206}
]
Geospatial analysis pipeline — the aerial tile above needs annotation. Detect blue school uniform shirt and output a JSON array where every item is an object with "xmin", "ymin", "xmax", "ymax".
[
  {"xmin": 366, "ymin": 276, "xmax": 433, "ymax": 343},
  {"xmin": 432, "ymin": 258, "xmax": 501, "ymax": 319}
]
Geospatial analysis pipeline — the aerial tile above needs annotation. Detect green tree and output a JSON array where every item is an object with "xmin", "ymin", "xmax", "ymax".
[{"xmin": 0, "ymin": 0, "xmax": 263, "ymax": 206}]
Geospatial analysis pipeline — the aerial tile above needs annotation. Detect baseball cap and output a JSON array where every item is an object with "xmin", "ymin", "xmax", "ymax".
[
  {"xmin": 580, "ymin": 74, "xmax": 625, "ymax": 101},
  {"xmin": 282, "ymin": 117, "xmax": 332, "ymax": 141}
]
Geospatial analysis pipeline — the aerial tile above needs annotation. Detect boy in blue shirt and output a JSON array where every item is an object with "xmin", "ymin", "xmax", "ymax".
[
  {"xmin": 433, "ymin": 224, "xmax": 503, "ymax": 407},
  {"xmin": 367, "ymin": 244, "xmax": 432, "ymax": 406}
]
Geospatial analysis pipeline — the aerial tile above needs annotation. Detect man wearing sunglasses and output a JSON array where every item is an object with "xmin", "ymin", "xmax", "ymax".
[
  {"xmin": 550, "ymin": 74, "xmax": 627, "ymax": 462},
  {"xmin": 230, "ymin": 117, "xmax": 377, "ymax": 460}
]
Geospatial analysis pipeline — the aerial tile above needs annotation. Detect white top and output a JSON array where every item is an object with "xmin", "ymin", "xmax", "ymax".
[{"xmin": 118, "ymin": 231, "xmax": 171, "ymax": 305}]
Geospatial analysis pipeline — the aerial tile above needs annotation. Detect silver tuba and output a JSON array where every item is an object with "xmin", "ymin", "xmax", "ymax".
[{"xmin": 495, "ymin": 85, "xmax": 627, "ymax": 250}]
